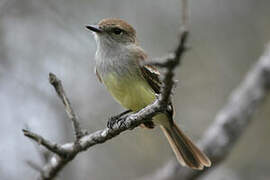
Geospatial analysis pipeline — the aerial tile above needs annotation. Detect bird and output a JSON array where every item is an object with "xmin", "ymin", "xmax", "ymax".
[{"xmin": 86, "ymin": 18, "xmax": 211, "ymax": 170}]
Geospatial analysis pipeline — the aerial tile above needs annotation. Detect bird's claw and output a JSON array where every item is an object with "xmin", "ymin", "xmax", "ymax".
[
  {"xmin": 107, "ymin": 110, "xmax": 132, "ymax": 129},
  {"xmin": 107, "ymin": 115, "xmax": 121, "ymax": 129}
]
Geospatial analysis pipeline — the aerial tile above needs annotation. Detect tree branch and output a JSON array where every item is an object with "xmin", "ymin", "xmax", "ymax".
[
  {"xmin": 22, "ymin": 129, "xmax": 70, "ymax": 157},
  {"xmin": 49, "ymin": 73, "xmax": 83, "ymax": 140},
  {"xmin": 139, "ymin": 44, "xmax": 270, "ymax": 180}
]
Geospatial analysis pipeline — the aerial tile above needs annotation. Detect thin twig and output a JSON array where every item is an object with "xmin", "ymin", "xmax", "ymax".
[
  {"xmin": 158, "ymin": 30, "xmax": 188, "ymax": 106},
  {"xmin": 26, "ymin": 160, "xmax": 43, "ymax": 173},
  {"xmin": 49, "ymin": 73, "xmax": 83, "ymax": 140},
  {"xmin": 181, "ymin": 0, "xmax": 189, "ymax": 31},
  {"xmin": 22, "ymin": 129, "xmax": 70, "ymax": 157}
]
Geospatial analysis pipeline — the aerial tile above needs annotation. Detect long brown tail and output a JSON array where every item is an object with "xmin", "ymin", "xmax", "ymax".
[{"xmin": 160, "ymin": 122, "xmax": 211, "ymax": 170}]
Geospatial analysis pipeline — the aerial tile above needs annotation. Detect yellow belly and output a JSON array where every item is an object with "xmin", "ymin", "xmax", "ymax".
[
  {"xmin": 103, "ymin": 73, "xmax": 170, "ymax": 126},
  {"xmin": 103, "ymin": 73, "xmax": 156, "ymax": 111}
]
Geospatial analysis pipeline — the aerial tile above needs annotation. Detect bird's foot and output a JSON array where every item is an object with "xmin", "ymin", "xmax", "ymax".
[{"xmin": 107, "ymin": 110, "xmax": 132, "ymax": 129}]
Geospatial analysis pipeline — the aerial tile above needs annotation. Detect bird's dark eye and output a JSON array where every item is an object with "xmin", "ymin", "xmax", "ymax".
[{"xmin": 112, "ymin": 28, "xmax": 123, "ymax": 35}]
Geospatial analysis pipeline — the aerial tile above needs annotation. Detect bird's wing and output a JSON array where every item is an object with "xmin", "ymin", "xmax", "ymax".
[
  {"xmin": 140, "ymin": 64, "xmax": 161, "ymax": 94},
  {"xmin": 132, "ymin": 46, "xmax": 161, "ymax": 93},
  {"xmin": 134, "ymin": 47, "xmax": 174, "ymax": 124},
  {"xmin": 140, "ymin": 63, "xmax": 174, "ymax": 126},
  {"xmin": 140, "ymin": 64, "xmax": 163, "ymax": 129}
]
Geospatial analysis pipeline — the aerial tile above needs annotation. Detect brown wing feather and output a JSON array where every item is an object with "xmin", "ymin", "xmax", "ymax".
[
  {"xmin": 133, "ymin": 47, "xmax": 174, "ymax": 126},
  {"xmin": 132, "ymin": 46, "xmax": 161, "ymax": 94},
  {"xmin": 140, "ymin": 65, "xmax": 161, "ymax": 94},
  {"xmin": 141, "ymin": 64, "xmax": 174, "ymax": 119}
]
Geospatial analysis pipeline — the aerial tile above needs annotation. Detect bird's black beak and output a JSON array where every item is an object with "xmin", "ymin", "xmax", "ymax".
[{"xmin": 85, "ymin": 25, "xmax": 103, "ymax": 33}]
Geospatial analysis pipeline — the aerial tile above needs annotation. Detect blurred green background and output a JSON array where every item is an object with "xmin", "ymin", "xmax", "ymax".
[{"xmin": 0, "ymin": 0, "xmax": 269, "ymax": 179}]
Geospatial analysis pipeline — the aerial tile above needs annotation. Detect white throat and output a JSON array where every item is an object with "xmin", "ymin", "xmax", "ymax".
[{"xmin": 94, "ymin": 34, "xmax": 138, "ymax": 77}]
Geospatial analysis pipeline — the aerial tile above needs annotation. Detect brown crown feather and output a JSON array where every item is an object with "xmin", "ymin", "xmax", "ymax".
[{"xmin": 98, "ymin": 18, "xmax": 136, "ymax": 37}]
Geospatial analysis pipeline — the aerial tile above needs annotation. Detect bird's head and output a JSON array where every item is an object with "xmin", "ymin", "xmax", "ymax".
[{"xmin": 86, "ymin": 18, "xmax": 137, "ymax": 46}]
